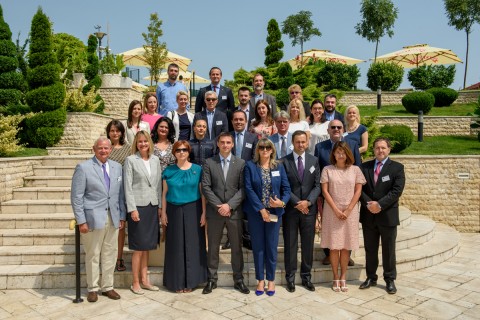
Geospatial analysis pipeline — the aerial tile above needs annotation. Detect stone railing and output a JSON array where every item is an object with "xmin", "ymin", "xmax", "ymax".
[
  {"xmin": 374, "ymin": 116, "xmax": 476, "ymax": 136},
  {"xmin": 0, "ymin": 157, "xmax": 43, "ymax": 203},
  {"xmin": 98, "ymin": 88, "xmax": 143, "ymax": 117}
]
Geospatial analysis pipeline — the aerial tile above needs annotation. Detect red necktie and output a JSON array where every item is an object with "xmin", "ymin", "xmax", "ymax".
[{"xmin": 374, "ymin": 162, "xmax": 383, "ymax": 185}]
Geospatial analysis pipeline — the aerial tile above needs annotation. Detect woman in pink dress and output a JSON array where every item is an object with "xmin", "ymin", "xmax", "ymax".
[
  {"xmin": 141, "ymin": 92, "xmax": 162, "ymax": 131},
  {"xmin": 320, "ymin": 141, "xmax": 366, "ymax": 292},
  {"xmin": 249, "ymin": 99, "xmax": 277, "ymax": 139}
]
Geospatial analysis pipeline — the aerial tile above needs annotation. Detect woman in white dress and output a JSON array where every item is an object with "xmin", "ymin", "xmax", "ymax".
[
  {"xmin": 287, "ymin": 98, "xmax": 310, "ymax": 140},
  {"xmin": 307, "ymin": 99, "xmax": 330, "ymax": 155}
]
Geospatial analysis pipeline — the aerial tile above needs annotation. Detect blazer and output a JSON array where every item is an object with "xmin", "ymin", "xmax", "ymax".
[
  {"xmin": 314, "ymin": 139, "xmax": 361, "ymax": 172},
  {"xmin": 281, "ymin": 152, "xmax": 321, "ymax": 215},
  {"xmin": 123, "ymin": 120, "xmax": 150, "ymax": 145},
  {"xmin": 360, "ymin": 158, "xmax": 406, "ymax": 227},
  {"xmin": 324, "ymin": 110, "xmax": 345, "ymax": 124},
  {"xmin": 231, "ymin": 130, "xmax": 258, "ymax": 162},
  {"xmin": 249, "ymin": 92, "xmax": 277, "ymax": 118},
  {"xmin": 193, "ymin": 109, "xmax": 229, "ymax": 141},
  {"xmin": 166, "ymin": 110, "xmax": 194, "ymax": 141},
  {"xmin": 243, "ymin": 161, "xmax": 291, "ymax": 218},
  {"xmin": 123, "ymin": 153, "xmax": 162, "ymax": 212},
  {"xmin": 194, "ymin": 84, "xmax": 235, "ymax": 114},
  {"xmin": 269, "ymin": 132, "xmax": 293, "ymax": 159},
  {"xmin": 71, "ymin": 157, "xmax": 126, "ymax": 230},
  {"xmin": 202, "ymin": 155, "xmax": 245, "ymax": 220}
]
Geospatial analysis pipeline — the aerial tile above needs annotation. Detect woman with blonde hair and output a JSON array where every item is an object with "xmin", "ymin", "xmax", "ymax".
[
  {"xmin": 250, "ymin": 99, "xmax": 277, "ymax": 139},
  {"xmin": 287, "ymin": 98, "xmax": 310, "ymax": 140},
  {"xmin": 124, "ymin": 100, "xmax": 150, "ymax": 144},
  {"xmin": 166, "ymin": 90, "xmax": 194, "ymax": 141},
  {"xmin": 344, "ymin": 105, "xmax": 368, "ymax": 154},
  {"xmin": 141, "ymin": 92, "xmax": 162, "ymax": 131}
]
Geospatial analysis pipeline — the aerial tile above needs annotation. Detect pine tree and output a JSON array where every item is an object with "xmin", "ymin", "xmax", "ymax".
[{"xmin": 264, "ymin": 19, "xmax": 284, "ymax": 67}]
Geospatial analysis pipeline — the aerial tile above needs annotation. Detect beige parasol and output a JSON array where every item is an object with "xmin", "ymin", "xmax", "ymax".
[
  {"xmin": 287, "ymin": 48, "xmax": 365, "ymax": 70},
  {"xmin": 373, "ymin": 44, "xmax": 463, "ymax": 68},
  {"xmin": 143, "ymin": 70, "xmax": 210, "ymax": 84},
  {"xmin": 119, "ymin": 47, "xmax": 192, "ymax": 71}
]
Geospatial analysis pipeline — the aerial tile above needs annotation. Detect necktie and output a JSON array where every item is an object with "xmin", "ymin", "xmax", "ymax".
[
  {"xmin": 281, "ymin": 136, "xmax": 287, "ymax": 157},
  {"xmin": 222, "ymin": 158, "xmax": 229, "ymax": 180},
  {"xmin": 374, "ymin": 162, "xmax": 383, "ymax": 185},
  {"xmin": 236, "ymin": 132, "xmax": 243, "ymax": 157},
  {"xmin": 213, "ymin": 85, "xmax": 217, "ymax": 95},
  {"xmin": 297, "ymin": 155, "xmax": 304, "ymax": 182},
  {"xmin": 102, "ymin": 163, "xmax": 110, "ymax": 191}
]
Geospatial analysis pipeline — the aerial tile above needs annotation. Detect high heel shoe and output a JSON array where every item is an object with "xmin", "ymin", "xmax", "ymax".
[
  {"xmin": 332, "ymin": 280, "xmax": 340, "ymax": 292},
  {"xmin": 340, "ymin": 280, "xmax": 348, "ymax": 292},
  {"xmin": 255, "ymin": 281, "xmax": 265, "ymax": 296},
  {"xmin": 266, "ymin": 282, "xmax": 275, "ymax": 296}
]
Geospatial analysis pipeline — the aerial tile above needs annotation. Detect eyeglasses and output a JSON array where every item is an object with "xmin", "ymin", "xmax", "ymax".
[
  {"xmin": 330, "ymin": 126, "xmax": 343, "ymax": 130},
  {"xmin": 276, "ymin": 120, "xmax": 289, "ymax": 124},
  {"xmin": 289, "ymin": 91, "xmax": 301, "ymax": 94},
  {"xmin": 206, "ymin": 98, "xmax": 217, "ymax": 102},
  {"xmin": 258, "ymin": 146, "xmax": 272, "ymax": 151},
  {"xmin": 175, "ymin": 148, "xmax": 188, "ymax": 153}
]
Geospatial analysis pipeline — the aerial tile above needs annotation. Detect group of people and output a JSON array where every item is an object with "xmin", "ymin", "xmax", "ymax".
[{"xmin": 70, "ymin": 65, "xmax": 405, "ymax": 302}]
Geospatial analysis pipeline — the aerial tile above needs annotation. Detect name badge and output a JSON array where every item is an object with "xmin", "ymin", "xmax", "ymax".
[
  {"xmin": 117, "ymin": 176, "xmax": 122, "ymax": 182},
  {"xmin": 245, "ymin": 143, "xmax": 252, "ymax": 148},
  {"xmin": 222, "ymin": 95, "xmax": 227, "ymax": 100},
  {"xmin": 289, "ymin": 145, "xmax": 293, "ymax": 150},
  {"xmin": 216, "ymin": 120, "xmax": 223, "ymax": 125},
  {"xmin": 309, "ymin": 166, "xmax": 315, "ymax": 174},
  {"xmin": 382, "ymin": 175, "xmax": 390, "ymax": 182},
  {"xmin": 272, "ymin": 171, "xmax": 280, "ymax": 177}
]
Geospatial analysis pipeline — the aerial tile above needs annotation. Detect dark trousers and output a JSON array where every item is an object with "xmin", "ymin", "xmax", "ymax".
[
  {"xmin": 283, "ymin": 212, "xmax": 315, "ymax": 282},
  {"xmin": 362, "ymin": 223, "xmax": 397, "ymax": 281}
]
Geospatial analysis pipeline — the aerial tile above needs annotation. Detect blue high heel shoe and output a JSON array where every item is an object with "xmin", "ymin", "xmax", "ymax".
[{"xmin": 255, "ymin": 281, "xmax": 265, "ymax": 296}]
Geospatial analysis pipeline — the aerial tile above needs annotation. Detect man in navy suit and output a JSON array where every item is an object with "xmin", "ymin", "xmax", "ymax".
[
  {"xmin": 193, "ymin": 91, "xmax": 229, "ymax": 141},
  {"xmin": 269, "ymin": 111, "xmax": 293, "ymax": 159},
  {"xmin": 314, "ymin": 119, "xmax": 361, "ymax": 266},
  {"xmin": 323, "ymin": 94, "xmax": 344, "ymax": 123},
  {"xmin": 359, "ymin": 137, "xmax": 405, "ymax": 294},
  {"xmin": 237, "ymin": 87, "xmax": 255, "ymax": 129},
  {"xmin": 194, "ymin": 67, "xmax": 235, "ymax": 115}
]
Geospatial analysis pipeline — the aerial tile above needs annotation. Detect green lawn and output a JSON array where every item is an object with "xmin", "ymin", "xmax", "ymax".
[
  {"xmin": 6, "ymin": 148, "xmax": 48, "ymax": 157},
  {"xmin": 398, "ymin": 136, "xmax": 480, "ymax": 155},
  {"xmin": 358, "ymin": 103, "xmax": 477, "ymax": 117}
]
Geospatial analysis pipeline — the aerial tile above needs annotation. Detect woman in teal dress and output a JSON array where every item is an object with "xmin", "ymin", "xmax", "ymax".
[{"xmin": 161, "ymin": 140, "xmax": 207, "ymax": 293}]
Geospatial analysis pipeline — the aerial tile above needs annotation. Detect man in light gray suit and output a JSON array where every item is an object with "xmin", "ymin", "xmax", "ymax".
[
  {"xmin": 249, "ymin": 73, "xmax": 277, "ymax": 118},
  {"xmin": 269, "ymin": 111, "xmax": 293, "ymax": 159},
  {"xmin": 71, "ymin": 137, "xmax": 126, "ymax": 303},
  {"xmin": 201, "ymin": 132, "xmax": 249, "ymax": 294}
]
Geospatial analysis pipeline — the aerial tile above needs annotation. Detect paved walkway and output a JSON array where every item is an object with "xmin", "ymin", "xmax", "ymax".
[{"xmin": 1, "ymin": 233, "xmax": 479, "ymax": 320}]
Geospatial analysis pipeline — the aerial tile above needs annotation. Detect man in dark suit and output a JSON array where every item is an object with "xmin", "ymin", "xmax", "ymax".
[
  {"xmin": 201, "ymin": 132, "xmax": 249, "ymax": 294},
  {"xmin": 269, "ymin": 111, "xmax": 293, "ymax": 159},
  {"xmin": 314, "ymin": 119, "xmax": 361, "ymax": 266},
  {"xmin": 249, "ymin": 73, "xmax": 277, "ymax": 119},
  {"xmin": 194, "ymin": 66, "xmax": 235, "ymax": 115},
  {"xmin": 237, "ymin": 86, "xmax": 255, "ymax": 129},
  {"xmin": 281, "ymin": 130, "xmax": 321, "ymax": 293},
  {"xmin": 323, "ymin": 94, "xmax": 344, "ymax": 124},
  {"xmin": 359, "ymin": 137, "xmax": 405, "ymax": 294},
  {"xmin": 231, "ymin": 110, "xmax": 258, "ymax": 162},
  {"xmin": 193, "ymin": 91, "xmax": 229, "ymax": 141}
]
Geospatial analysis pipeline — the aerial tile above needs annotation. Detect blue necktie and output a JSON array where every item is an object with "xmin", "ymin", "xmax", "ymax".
[{"xmin": 102, "ymin": 163, "xmax": 110, "ymax": 191}]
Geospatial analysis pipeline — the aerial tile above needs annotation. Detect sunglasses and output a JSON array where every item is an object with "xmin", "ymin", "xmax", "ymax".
[
  {"xmin": 206, "ymin": 98, "xmax": 217, "ymax": 101},
  {"xmin": 330, "ymin": 126, "xmax": 343, "ymax": 130},
  {"xmin": 175, "ymin": 148, "xmax": 188, "ymax": 153},
  {"xmin": 289, "ymin": 91, "xmax": 301, "ymax": 94},
  {"xmin": 258, "ymin": 146, "xmax": 272, "ymax": 151}
]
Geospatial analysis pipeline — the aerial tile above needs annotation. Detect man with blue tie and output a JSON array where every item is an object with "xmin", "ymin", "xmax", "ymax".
[
  {"xmin": 71, "ymin": 137, "xmax": 126, "ymax": 303},
  {"xmin": 194, "ymin": 67, "xmax": 235, "ymax": 115},
  {"xmin": 193, "ymin": 91, "xmax": 229, "ymax": 141},
  {"xmin": 269, "ymin": 111, "xmax": 293, "ymax": 159}
]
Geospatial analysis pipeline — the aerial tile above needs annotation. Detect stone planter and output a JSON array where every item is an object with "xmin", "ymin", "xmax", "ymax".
[
  {"xmin": 101, "ymin": 74, "xmax": 132, "ymax": 88},
  {"xmin": 72, "ymin": 73, "xmax": 86, "ymax": 88}
]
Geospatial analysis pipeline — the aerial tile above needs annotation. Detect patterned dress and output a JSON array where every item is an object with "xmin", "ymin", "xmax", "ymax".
[
  {"xmin": 153, "ymin": 143, "xmax": 176, "ymax": 172},
  {"xmin": 108, "ymin": 143, "xmax": 131, "ymax": 166}
]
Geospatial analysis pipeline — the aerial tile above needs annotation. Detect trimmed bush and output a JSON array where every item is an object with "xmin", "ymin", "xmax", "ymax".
[
  {"xmin": 407, "ymin": 65, "xmax": 455, "ymax": 90},
  {"xmin": 276, "ymin": 62, "xmax": 294, "ymax": 89},
  {"xmin": 0, "ymin": 72, "xmax": 25, "ymax": 90},
  {"xmin": 27, "ymin": 63, "xmax": 61, "ymax": 88},
  {"xmin": 380, "ymin": 125, "xmax": 414, "ymax": 153},
  {"xmin": 366, "ymin": 62, "xmax": 404, "ymax": 91},
  {"xmin": 23, "ymin": 107, "xmax": 66, "ymax": 148},
  {"xmin": 25, "ymin": 82, "xmax": 66, "ymax": 112},
  {"xmin": 316, "ymin": 62, "xmax": 360, "ymax": 91},
  {"xmin": 0, "ymin": 40, "xmax": 16, "ymax": 56},
  {"xmin": 426, "ymin": 87, "xmax": 458, "ymax": 107},
  {"xmin": 402, "ymin": 91, "xmax": 435, "ymax": 114},
  {"xmin": 275, "ymin": 88, "xmax": 290, "ymax": 110},
  {"xmin": 0, "ymin": 89, "xmax": 22, "ymax": 105}
]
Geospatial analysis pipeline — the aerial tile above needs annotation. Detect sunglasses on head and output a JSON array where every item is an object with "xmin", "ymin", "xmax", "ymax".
[
  {"xmin": 258, "ymin": 145, "xmax": 272, "ymax": 151},
  {"xmin": 175, "ymin": 148, "xmax": 188, "ymax": 153},
  {"xmin": 330, "ymin": 126, "xmax": 343, "ymax": 130},
  {"xmin": 206, "ymin": 98, "xmax": 217, "ymax": 101}
]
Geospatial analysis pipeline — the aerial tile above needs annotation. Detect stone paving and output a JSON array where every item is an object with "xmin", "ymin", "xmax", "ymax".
[{"xmin": 0, "ymin": 233, "xmax": 479, "ymax": 320}]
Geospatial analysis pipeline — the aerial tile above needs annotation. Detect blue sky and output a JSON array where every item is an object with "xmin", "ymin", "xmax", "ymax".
[{"xmin": 3, "ymin": 0, "xmax": 480, "ymax": 90}]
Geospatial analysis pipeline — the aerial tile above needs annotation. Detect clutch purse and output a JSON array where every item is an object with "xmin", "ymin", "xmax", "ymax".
[{"xmin": 268, "ymin": 214, "xmax": 278, "ymax": 222}]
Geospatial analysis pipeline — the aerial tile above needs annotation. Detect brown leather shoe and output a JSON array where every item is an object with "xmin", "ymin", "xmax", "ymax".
[
  {"xmin": 102, "ymin": 289, "xmax": 121, "ymax": 300},
  {"xmin": 322, "ymin": 256, "xmax": 330, "ymax": 265},
  {"xmin": 87, "ymin": 291, "xmax": 98, "ymax": 302}
]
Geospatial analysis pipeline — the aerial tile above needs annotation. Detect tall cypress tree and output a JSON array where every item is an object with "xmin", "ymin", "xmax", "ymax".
[{"xmin": 264, "ymin": 19, "xmax": 284, "ymax": 67}]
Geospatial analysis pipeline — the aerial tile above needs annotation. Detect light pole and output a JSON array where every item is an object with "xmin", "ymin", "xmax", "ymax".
[{"xmin": 94, "ymin": 25, "xmax": 106, "ymax": 60}]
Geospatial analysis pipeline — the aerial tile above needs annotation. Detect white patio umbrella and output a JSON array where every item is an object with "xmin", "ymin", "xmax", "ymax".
[
  {"xmin": 287, "ymin": 48, "xmax": 365, "ymax": 70},
  {"xmin": 119, "ymin": 47, "xmax": 192, "ymax": 71}
]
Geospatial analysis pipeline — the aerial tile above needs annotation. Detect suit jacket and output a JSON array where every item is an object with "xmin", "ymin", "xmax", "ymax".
[
  {"xmin": 360, "ymin": 158, "xmax": 406, "ymax": 227},
  {"xmin": 236, "ymin": 105, "xmax": 255, "ymax": 129},
  {"xmin": 281, "ymin": 152, "xmax": 321, "ymax": 215},
  {"xmin": 195, "ymin": 84, "xmax": 235, "ymax": 114},
  {"xmin": 249, "ymin": 92, "xmax": 277, "ymax": 118},
  {"xmin": 202, "ymin": 155, "xmax": 245, "ymax": 220},
  {"xmin": 193, "ymin": 109, "xmax": 229, "ymax": 141},
  {"xmin": 243, "ymin": 161, "xmax": 291, "ymax": 218},
  {"xmin": 269, "ymin": 132, "xmax": 293, "ymax": 159},
  {"xmin": 188, "ymin": 137, "xmax": 217, "ymax": 167},
  {"xmin": 123, "ymin": 153, "xmax": 162, "ymax": 212},
  {"xmin": 166, "ymin": 110, "xmax": 194, "ymax": 141},
  {"xmin": 325, "ymin": 110, "xmax": 345, "ymax": 124},
  {"xmin": 314, "ymin": 139, "xmax": 361, "ymax": 172},
  {"xmin": 231, "ymin": 130, "xmax": 258, "ymax": 161},
  {"xmin": 71, "ymin": 157, "xmax": 126, "ymax": 229}
]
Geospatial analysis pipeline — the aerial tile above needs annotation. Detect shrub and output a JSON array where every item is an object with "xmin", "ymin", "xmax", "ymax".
[
  {"xmin": 366, "ymin": 62, "xmax": 404, "ymax": 91},
  {"xmin": 316, "ymin": 62, "xmax": 360, "ymax": 91},
  {"xmin": 361, "ymin": 115, "xmax": 381, "ymax": 158},
  {"xmin": 407, "ymin": 65, "xmax": 455, "ymax": 90},
  {"xmin": 426, "ymin": 87, "xmax": 458, "ymax": 107},
  {"xmin": 23, "ymin": 108, "xmax": 66, "ymax": 148},
  {"xmin": 0, "ymin": 113, "xmax": 30, "ymax": 156},
  {"xmin": 402, "ymin": 91, "xmax": 435, "ymax": 114},
  {"xmin": 25, "ymin": 82, "xmax": 66, "ymax": 112},
  {"xmin": 275, "ymin": 88, "xmax": 290, "ymax": 110},
  {"xmin": 63, "ymin": 83, "xmax": 101, "ymax": 112},
  {"xmin": 276, "ymin": 62, "xmax": 294, "ymax": 89},
  {"xmin": 380, "ymin": 124, "xmax": 414, "ymax": 153}
]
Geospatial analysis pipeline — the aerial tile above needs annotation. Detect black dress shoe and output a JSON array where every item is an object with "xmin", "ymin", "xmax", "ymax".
[
  {"xmin": 286, "ymin": 281, "xmax": 295, "ymax": 293},
  {"xmin": 386, "ymin": 280, "xmax": 397, "ymax": 294},
  {"xmin": 359, "ymin": 278, "xmax": 377, "ymax": 289},
  {"xmin": 302, "ymin": 280, "xmax": 315, "ymax": 292},
  {"xmin": 202, "ymin": 281, "xmax": 217, "ymax": 294},
  {"xmin": 221, "ymin": 241, "xmax": 231, "ymax": 250},
  {"xmin": 234, "ymin": 281, "xmax": 250, "ymax": 294},
  {"xmin": 348, "ymin": 258, "xmax": 355, "ymax": 266}
]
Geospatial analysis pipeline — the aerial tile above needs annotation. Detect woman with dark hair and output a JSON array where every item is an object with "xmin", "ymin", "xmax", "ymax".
[
  {"xmin": 244, "ymin": 138, "xmax": 291, "ymax": 296},
  {"xmin": 152, "ymin": 117, "xmax": 176, "ymax": 172},
  {"xmin": 249, "ymin": 99, "xmax": 277, "ymax": 139},
  {"xmin": 141, "ymin": 92, "xmax": 162, "ymax": 131},
  {"xmin": 124, "ymin": 100, "xmax": 150, "ymax": 144},
  {"xmin": 161, "ymin": 140, "xmax": 207, "ymax": 293},
  {"xmin": 320, "ymin": 141, "xmax": 365, "ymax": 293},
  {"xmin": 308, "ymin": 99, "xmax": 329, "ymax": 155}
]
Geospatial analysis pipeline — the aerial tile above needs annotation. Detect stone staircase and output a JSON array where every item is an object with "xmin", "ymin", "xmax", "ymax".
[{"xmin": 0, "ymin": 156, "xmax": 460, "ymax": 289}]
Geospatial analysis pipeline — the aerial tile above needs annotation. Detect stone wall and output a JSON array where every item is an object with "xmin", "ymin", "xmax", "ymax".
[
  {"xmin": 375, "ymin": 116, "xmax": 475, "ymax": 136},
  {"xmin": 0, "ymin": 158, "xmax": 42, "ymax": 202},
  {"xmin": 394, "ymin": 156, "xmax": 480, "ymax": 232},
  {"xmin": 99, "ymin": 88, "xmax": 143, "ymax": 117}
]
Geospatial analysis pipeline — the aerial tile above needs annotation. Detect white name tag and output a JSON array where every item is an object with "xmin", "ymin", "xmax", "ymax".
[
  {"xmin": 117, "ymin": 176, "xmax": 122, "ymax": 182},
  {"xmin": 309, "ymin": 166, "xmax": 315, "ymax": 174},
  {"xmin": 222, "ymin": 95, "xmax": 227, "ymax": 100},
  {"xmin": 272, "ymin": 171, "xmax": 280, "ymax": 177},
  {"xmin": 382, "ymin": 175, "xmax": 390, "ymax": 182},
  {"xmin": 289, "ymin": 144, "xmax": 293, "ymax": 150},
  {"xmin": 216, "ymin": 121, "xmax": 223, "ymax": 125},
  {"xmin": 245, "ymin": 143, "xmax": 252, "ymax": 148}
]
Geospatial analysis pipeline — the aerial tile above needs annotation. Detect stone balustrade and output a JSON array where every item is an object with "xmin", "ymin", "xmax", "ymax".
[
  {"xmin": 0, "ymin": 157, "xmax": 42, "ymax": 203},
  {"xmin": 374, "ymin": 116, "xmax": 476, "ymax": 136}
]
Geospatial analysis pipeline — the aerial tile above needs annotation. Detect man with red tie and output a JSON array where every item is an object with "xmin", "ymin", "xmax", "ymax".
[{"xmin": 194, "ymin": 67, "xmax": 235, "ymax": 115}]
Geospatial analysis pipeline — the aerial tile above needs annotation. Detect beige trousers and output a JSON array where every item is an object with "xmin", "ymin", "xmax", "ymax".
[{"xmin": 81, "ymin": 214, "xmax": 119, "ymax": 292}]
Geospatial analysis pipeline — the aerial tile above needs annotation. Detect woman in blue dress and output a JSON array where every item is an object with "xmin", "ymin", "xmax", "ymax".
[
  {"xmin": 161, "ymin": 140, "xmax": 207, "ymax": 293},
  {"xmin": 344, "ymin": 105, "xmax": 368, "ymax": 154}
]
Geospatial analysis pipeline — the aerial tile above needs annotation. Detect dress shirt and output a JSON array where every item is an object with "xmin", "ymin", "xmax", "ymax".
[
  {"xmin": 206, "ymin": 109, "xmax": 215, "ymax": 139},
  {"xmin": 293, "ymin": 151, "xmax": 306, "ymax": 168},
  {"xmin": 237, "ymin": 106, "xmax": 250, "ymax": 124},
  {"xmin": 95, "ymin": 157, "xmax": 109, "ymax": 175},
  {"xmin": 374, "ymin": 157, "xmax": 388, "ymax": 172},
  {"xmin": 325, "ymin": 111, "xmax": 335, "ymax": 121},
  {"xmin": 156, "ymin": 80, "xmax": 188, "ymax": 116}
]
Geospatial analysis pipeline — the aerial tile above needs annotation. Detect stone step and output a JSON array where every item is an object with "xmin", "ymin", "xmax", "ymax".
[
  {"xmin": 33, "ymin": 166, "xmax": 75, "ymax": 177},
  {"xmin": 41, "ymin": 156, "xmax": 89, "ymax": 167},
  {"xmin": 0, "ymin": 213, "xmax": 73, "ymax": 229},
  {"xmin": 24, "ymin": 176, "xmax": 72, "ymax": 187},
  {"xmin": 0, "ymin": 200, "xmax": 72, "ymax": 214},
  {"xmin": 0, "ymin": 229, "xmax": 74, "ymax": 246},
  {"xmin": 12, "ymin": 187, "xmax": 71, "ymax": 201}
]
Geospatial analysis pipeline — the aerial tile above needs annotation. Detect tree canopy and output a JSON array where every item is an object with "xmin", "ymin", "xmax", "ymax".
[
  {"xmin": 281, "ymin": 10, "xmax": 321, "ymax": 61},
  {"xmin": 142, "ymin": 13, "xmax": 168, "ymax": 86},
  {"xmin": 264, "ymin": 19, "xmax": 284, "ymax": 67}
]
